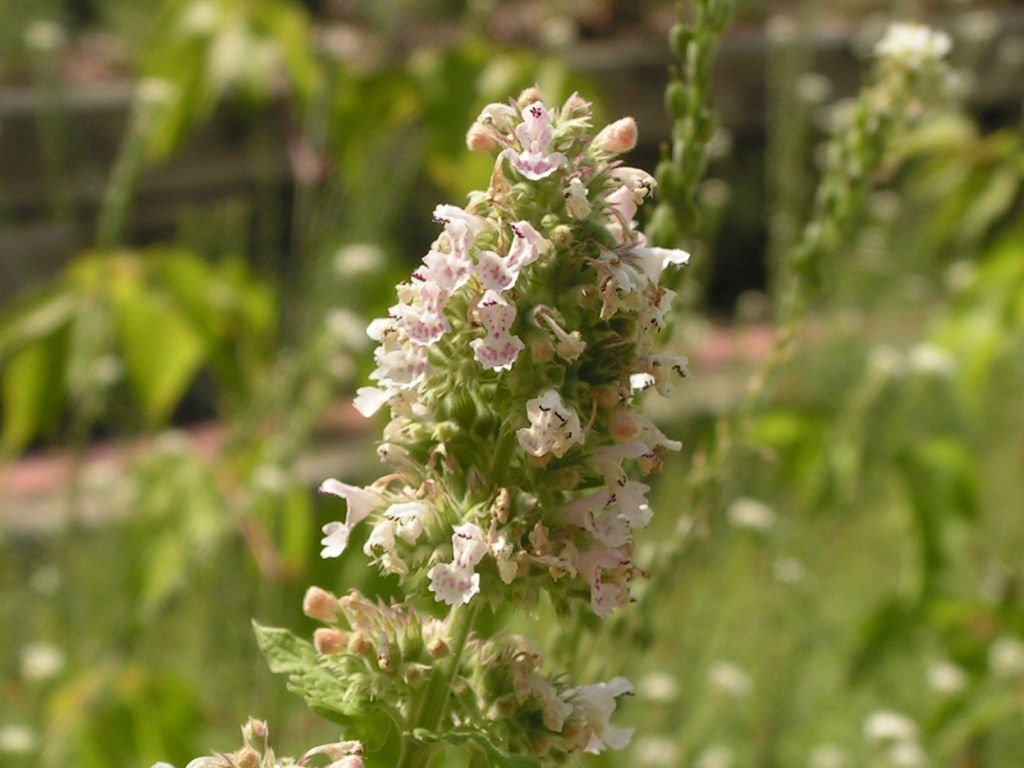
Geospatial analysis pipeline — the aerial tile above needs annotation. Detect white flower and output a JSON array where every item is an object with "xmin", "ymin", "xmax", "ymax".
[
  {"xmin": 568, "ymin": 676, "xmax": 635, "ymax": 754},
  {"xmin": 887, "ymin": 740, "xmax": 927, "ymax": 768},
  {"xmin": 318, "ymin": 480, "xmax": 385, "ymax": 558},
  {"xmin": 363, "ymin": 519, "xmax": 409, "ymax": 574},
  {"xmin": 432, "ymin": 204, "xmax": 489, "ymax": 264},
  {"xmin": 633, "ymin": 736, "xmax": 678, "ymax": 767},
  {"xmin": 727, "ymin": 497, "xmax": 776, "ymax": 531},
  {"xmin": 808, "ymin": 744, "xmax": 851, "ymax": 768},
  {"xmin": 565, "ymin": 177, "xmax": 592, "ymax": 218},
  {"xmin": 927, "ymin": 661, "xmax": 966, "ymax": 694},
  {"xmin": 470, "ymin": 290, "xmax": 525, "ymax": 371},
  {"xmin": 452, "ymin": 523, "xmax": 488, "ymax": 569},
  {"xmin": 385, "ymin": 501, "xmax": 431, "ymax": 544},
  {"xmin": 500, "ymin": 101, "xmax": 568, "ymax": 180},
  {"xmin": 0, "ymin": 724, "xmax": 37, "ymax": 754},
  {"xmin": 516, "ymin": 389, "xmax": 584, "ymax": 458},
  {"xmin": 708, "ymin": 660, "xmax": 752, "ymax": 699},
  {"xmin": 428, "ymin": 562, "xmax": 480, "ymax": 606},
  {"xmin": 636, "ymin": 671, "xmax": 679, "ymax": 703},
  {"xmin": 989, "ymin": 635, "xmax": 1024, "ymax": 678},
  {"xmin": 631, "ymin": 246, "xmax": 691, "ymax": 285},
  {"xmin": 696, "ymin": 745, "xmax": 734, "ymax": 768},
  {"xmin": 352, "ymin": 386, "xmax": 390, "ymax": 417},
  {"xmin": 20, "ymin": 641, "xmax": 65, "ymax": 681},
  {"xmin": 875, "ymin": 23, "xmax": 952, "ymax": 67},
  {"xmin": 863, "ymin": 710, "xmax": 919, "ymax": 743}
]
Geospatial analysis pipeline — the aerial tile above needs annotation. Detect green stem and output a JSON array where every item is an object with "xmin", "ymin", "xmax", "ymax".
[{"xmin": 398, "ymin": 601, "xmax": 480, "ymax": 768}]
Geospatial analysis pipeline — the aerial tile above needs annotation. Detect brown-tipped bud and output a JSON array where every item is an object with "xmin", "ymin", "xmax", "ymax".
[
  {"xmin": 235, "ymin": 746, "xmax": 260, "ymax": 768},
  {"xmin": 303, "ymin": 586, "xmax": 341, "ymax": 623},
  {"xmin": 592, "ymin": 116, "xmax": 638, "ymax": 154},
  {"xmin": 531, "ymin": 337, "xmax": 555, "ymax": 363},
  {"xmin": 517, "ymin": 86, "xmax": 543, "ymax": 107},
  {"xmin": 466, "ymin": 122, "xmax": 498, "ymax": 153},
  {"xmin": 314, "ymin": 628, "xmax": 348, "ymax": 655},
  {"xmin": 592, "ymin": 385, "xmax": 624, "ymax": 410},
  {"xmin": 347, "ymin": 631, "xmax": 372, "ymax": 656},
  {"xmin": 242, "ymin": 717, "xmax": 268, "ymax": 746},
  {"xmin": 609, "ymin": 409, "xmax": 640, "ymax": 442},
  {"xmin": 550, "ymin": 224, "xmax": 573, "ymax": 249},
  {"xmin": 490, "ymin": 488, "xmax": 511, "ymax": 524},
  {"xmin": 427, "ymin": 635, "xmax": 451, "ymax": 659}
]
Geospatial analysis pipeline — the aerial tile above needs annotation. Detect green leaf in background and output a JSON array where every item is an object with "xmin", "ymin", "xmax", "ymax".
[
  {"xmin": 411, "ymin": 729, "xmax": 543, "ymax": 768},
  {"xmin": 1, "ymin": 324, "xmax": 69, "ymax": 454},
  {"xmin": 111, "ymin": 280, "xmax": 207, "ymax": 425}
]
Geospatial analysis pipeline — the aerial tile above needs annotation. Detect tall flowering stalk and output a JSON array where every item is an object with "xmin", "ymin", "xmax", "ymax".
[{"xmin": 174, "ymin": 88, "xmax": 691, "ymax": 768}]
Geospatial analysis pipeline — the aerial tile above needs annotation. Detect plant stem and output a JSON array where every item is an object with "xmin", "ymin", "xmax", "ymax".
[{"xmin": 398, "ymin": 601, "xmax": 480, "ymax": 768}]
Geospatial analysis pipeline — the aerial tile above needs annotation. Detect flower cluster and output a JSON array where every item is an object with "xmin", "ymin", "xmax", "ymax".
[
  {"xmin": 171, "ymin": 718, "xmax": 364, "ymax": 768},
  {"xmin": 321, "ymin": 87, "xmax": 690, "ymax": 617},
  {"xmin": 297, "ymin": 588, "xmax": 635, "ymax": 761}
]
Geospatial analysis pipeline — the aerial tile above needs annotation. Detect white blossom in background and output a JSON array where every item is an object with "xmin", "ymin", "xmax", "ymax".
[
  {"xmin": 864, "ymin": 710, "xmax": 919, "ymax": 743},
  {"xmin": 20, "ymin": 641, "xmax": 65, "ymax": 682},
  {"xmin": 927, "ymin": 661, "xmax": 967, "ymax": 695},
  {"xmin": 708, "ymin": 660, "xmax": 752, "ymax": 699},
  {"xmin": 727, "ymin": 497, "xmax": 776, "ymax": 531},
  {"xmin": 988, "ymin": 635, "xmax": 1024, "ymax": 678},
  {"xmin": 875, "ymin": 23, "xmax": 952, "ymax": 68}
]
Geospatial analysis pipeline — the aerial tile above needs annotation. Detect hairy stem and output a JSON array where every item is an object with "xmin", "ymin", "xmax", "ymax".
[{"xmin": 398, "ymin": 601, "xmax": 480, "ymax": 768}]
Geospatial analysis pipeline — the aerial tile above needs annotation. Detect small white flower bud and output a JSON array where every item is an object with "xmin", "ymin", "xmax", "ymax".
[
  {"xmin": 303, "ymin": 586, "xmax": 342, "ymax": 622},
  {"xmin": 592, "ymin": 117, "xmax": 638, "ymax": 154},
  {"xmin": 314, "ymin": 628, "xmax": 348, "ymax": 655}
]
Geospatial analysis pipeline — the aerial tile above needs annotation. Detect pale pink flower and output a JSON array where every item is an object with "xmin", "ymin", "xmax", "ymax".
[
  {"xmin": 452, "ymin": 523, "xmax": 488, "ymax": 570},
  {"xmin": 631, "ymin": 246, "xmax": 691, "ymax": 284},
  {"xmin": 569, "ymin": 677, "xmax": 635, "ymax": 754},
  {"xmin": 592, "ymin": 117, "xmax": 638, "ymax": 154},
  {"xmin": 500, "ymin": 101, "xmax": 568, "ymax": 180},
  {"xmin": 432, "ymin": 204, "xmax": 489, "ymax": 262},
  {"xmin": 428, "ymin": 562, "xmax": 481, "ymax": 606},
  {"xmin": 470, "ymin": 290, "xmax": 525, "ymax": 371},
  {"xmin": 319, "ymin": 480, "xmax": 385, "ymax": 558},
  {"xmin": 385, "ymin": 501, "xmax": 431, "ymax": 544},
  {"xmin": 516, "ymin": 389, "xmax": 584, "ymax": 458}
]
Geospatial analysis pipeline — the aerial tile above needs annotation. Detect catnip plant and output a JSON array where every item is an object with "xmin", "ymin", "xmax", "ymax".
[{"xmin": 171, "ymin": 88, "xmax": 691, "ymax": 768}]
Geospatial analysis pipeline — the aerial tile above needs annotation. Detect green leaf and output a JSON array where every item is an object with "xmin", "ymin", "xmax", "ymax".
[
  {"xmin": 0, "ymin": 287, "xmax": 79, "ymax": 364},
  {"xmin": 1, "ymin": 328, "xmax": 69, "ymax": 454},
  {"xmin": 111, "ymin": 280, "xmax": 207, "ymax": 424},
  {"xmin": 411, "ymin": 729, "xmax": 542, "ymax": 768}
]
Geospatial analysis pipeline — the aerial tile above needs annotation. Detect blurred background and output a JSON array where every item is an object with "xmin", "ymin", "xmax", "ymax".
[{"xmin": 0, "ymin": 1, "xmax": 1022, "ymax": 767}]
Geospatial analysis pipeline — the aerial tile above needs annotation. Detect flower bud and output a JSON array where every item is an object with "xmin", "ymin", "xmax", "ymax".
[
  {"xmin": 347, "ymin": 631, "xmax": 372, "ymax": 655},
  {"xmin": 466, "ymin": 122, "xmax": 499, "ymax": 153},
  {"xmin": 531, "ymin": 337, "xmax": 555, "ymax": 363},
  {"xmin": 517, "ymin": 85, "xmax": 543, "ymax": 107},
  {"xmin": 592, "ymin": 117, "xmax": 638, "ymax": 154},
  {"xmin": 550, "ymin": 224, "xmax": 573, "ymax": 249},
  {"xmin": 235, "ymin": 747, "xmax": 260, "ymax": 768},
  {"xmin": 314, "ymin": 628, "xmax": 348, "ymax": 655},
  {"xmin": 241, "ymin": 717, "xmax": 267, "ymax": 746},
  {"xmin": 303, "ymin": 586, "xmax": 341, "ymax": 623},
  {"xmin": 427, "ymin": 635, "xmax": 451, "ymax": 658},
  {"xmin": 609, "ymin": 409, "xmax": 640, "ymax": 442}
]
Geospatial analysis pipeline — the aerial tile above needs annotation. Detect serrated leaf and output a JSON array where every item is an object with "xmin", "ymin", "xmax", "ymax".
[
  {"xmin": 252, "ymin": 623, "xmax": 354, "ymax": 719},
  {"xmin": 411, "ymin": 729, "xmax": 542, "ymax": 768}
]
